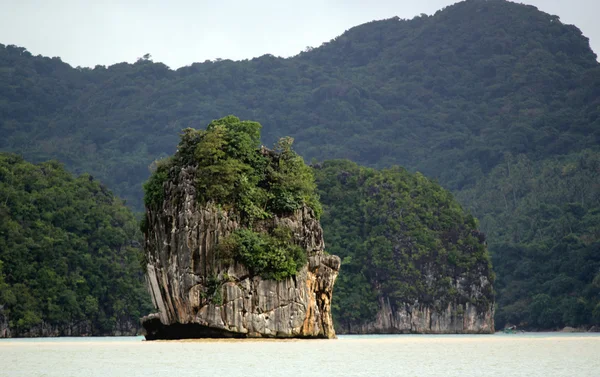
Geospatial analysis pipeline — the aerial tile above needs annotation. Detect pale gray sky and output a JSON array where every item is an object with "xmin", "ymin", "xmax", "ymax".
[{"xmin": 0, "ymin": 0, "xmax": 598, "ymax": 69}]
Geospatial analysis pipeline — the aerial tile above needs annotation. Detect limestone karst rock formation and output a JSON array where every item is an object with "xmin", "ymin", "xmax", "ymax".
[
  {"xmin": 315, "ymin": 160, "xmax": 495, "ymax": 335},
  {"xmin": 141, "ymin": 165, "xmax": 340, "ymax": 339}
]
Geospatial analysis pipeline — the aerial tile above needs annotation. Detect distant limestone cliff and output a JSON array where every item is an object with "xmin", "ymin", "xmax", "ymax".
[
  {"xmin": 338, "ymin": 287, "xmax": 494, "ymax": 335},
  {"xmin": 314, "ymin": 160, "xmax": 495, "ymax": 334},
  {"xmin": 141, "ymin": 117, "xmax": 340, "ymax": 339}
]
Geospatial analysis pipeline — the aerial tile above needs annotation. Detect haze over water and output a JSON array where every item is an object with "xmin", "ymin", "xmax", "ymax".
[{"xmin": 1, "ymin": 334, "xmax": 599, "ymax": 377}]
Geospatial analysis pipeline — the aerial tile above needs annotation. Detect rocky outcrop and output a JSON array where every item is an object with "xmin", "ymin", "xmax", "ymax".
[{"xmin": 142, "ymin": 166, "xmax": 340, "ymax": 339}]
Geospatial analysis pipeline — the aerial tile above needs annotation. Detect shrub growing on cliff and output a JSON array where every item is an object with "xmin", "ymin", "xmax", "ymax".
[
  {"xmin": 142, "ymin": 159, "xmax": 171, "ymax": 209},
  {"xmin": 218, "ymin": 227, "xmax": 307, "ymax": 281}
]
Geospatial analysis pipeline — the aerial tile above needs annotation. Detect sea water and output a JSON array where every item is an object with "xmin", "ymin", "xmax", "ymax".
[{"xmin": 1, "ymin": 333, "xmax": 599, "ymax": 377}]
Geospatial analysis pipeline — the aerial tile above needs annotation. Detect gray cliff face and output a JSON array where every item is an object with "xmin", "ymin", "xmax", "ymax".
[
  {"xmin": 0, "ymin": 307, "xmax": 9, "ymax": 338},
  {"xmin": 142, "ymin": 166, "xmax": 340, "ymax": 339},
  {"xmin": 338, "ymin": 267, "xmax": 494, "ymax": 334},
  {"xmin": 338, "ymin": 299, "xmax": 494, "ymax": 334}
]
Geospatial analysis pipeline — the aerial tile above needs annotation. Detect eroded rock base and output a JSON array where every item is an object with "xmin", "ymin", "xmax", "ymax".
[{"xmin": 143, "ymin": 316, "xmax": 246, "ymax": 340}]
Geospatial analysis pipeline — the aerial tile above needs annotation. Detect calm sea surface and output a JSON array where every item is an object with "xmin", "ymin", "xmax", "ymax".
[{"xmin": 1, "ymin": 333, "xmax": 599, "ymax": 377}]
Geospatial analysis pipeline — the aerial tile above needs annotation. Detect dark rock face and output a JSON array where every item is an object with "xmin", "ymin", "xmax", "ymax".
[
  {"xmin": 142, "ymin": 166, "xmax": 340, "ymax": 339},
  {"xmin": 142, "ymin": 313, "xmax": 247, "ymax": 340}
]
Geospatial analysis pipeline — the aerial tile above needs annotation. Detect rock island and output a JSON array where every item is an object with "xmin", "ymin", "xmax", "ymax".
[{"xmin": 141, "ymin": 116, "xmax": 340, "ymax": 339}]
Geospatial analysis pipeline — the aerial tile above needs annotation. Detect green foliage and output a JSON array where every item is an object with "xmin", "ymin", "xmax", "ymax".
[
  {"xmin": 219, "ymin": 227, "xmax": 307, "ymax": 281},
  {"xmin": 314, "ymin": 160, "xmax": 494, "ymax": 328},
  {"xmin": 6, "ymin": 0, "xmax": 598, "ymax": 213},
  {"xmin": 0, "ymin": 153, "xmax": 152, "ymax": 336},
  {"xmin": 204, "ymin": 275, "xmax": 223, "ymax": 305},
  {"xmin": 142, "ymin": 159, "xmax": 171, "ymax": 209},
  {"xmin": 144, "ymin": 116, "xmax": 321, "ymax": 222},
  {"xmin": 268, "ymin": 137, "xmax": 322, "ymax": 217},
  {"xmin": 462, "ymin": 151, "xmax": 600, "ymax": 329},
  {"xmin": 193, "ymin": 121, "xmax": 257, "ymax": 210}
]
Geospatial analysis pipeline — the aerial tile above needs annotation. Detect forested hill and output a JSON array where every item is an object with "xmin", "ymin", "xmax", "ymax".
[
  {"xmin": 0, "ymin": 154, "xmax": 151, "ymax": 337},
  {"xmin": 1, "ymin": 0, "xmax": 598, "ymax": 210},
  {"xmin": 0, "ymin": 0, "xmax": 599, "ymax": 329}
]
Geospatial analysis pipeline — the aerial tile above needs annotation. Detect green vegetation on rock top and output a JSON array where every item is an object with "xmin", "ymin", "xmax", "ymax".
[
  {"xmin": 143, "ymin": 116, "xmax": 320, "ymax": 280},
  {"xmin": 143, "ymin": 115, "xmax": 321, "ymax": 221}
]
